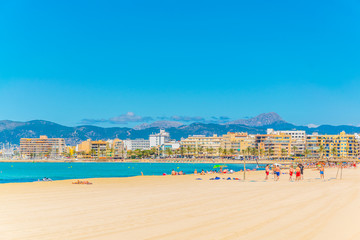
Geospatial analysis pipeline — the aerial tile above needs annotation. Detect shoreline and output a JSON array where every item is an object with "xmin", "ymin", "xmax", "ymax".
[
  {"xmin": 0, "ymin": 168, "xmax": 322, "ymax": 185},
  {"xmin": 1, "ymin": 158, "xmax": 356, "ymax": 164},
  {"xmin": 0, "ymin": 168, "xmax": 265, "ymax": 185},
  {"xmin": 0, "ymin": 166, "xmax": 331, "ymax": 185}
]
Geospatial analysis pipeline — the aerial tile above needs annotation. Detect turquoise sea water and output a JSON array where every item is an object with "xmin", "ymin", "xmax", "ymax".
[{"xmin": 0, "ymin": 162, "xmax": 263, "ymax": 183}]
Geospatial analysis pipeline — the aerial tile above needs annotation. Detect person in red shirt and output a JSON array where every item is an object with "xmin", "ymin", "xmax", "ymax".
[
  {"xmin": 265, "ymin": 164, "xmax": 270, "ymax": 180},
  {"xmin": 289, "ymin": 165, "xmax": 294, "ymax": 181},
  {"xmin": 295, "ymin": 166, "xmax": 301, "ymax": 181}
]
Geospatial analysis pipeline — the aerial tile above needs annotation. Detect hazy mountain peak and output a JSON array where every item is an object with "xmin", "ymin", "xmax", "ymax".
[
  {"xmin": 0, "ymin": 120, "xmax": 26, "ymax": 131},
  {"xmin": 226, "ymin": 112, "xmax": 285, "ymax": 126},
  {"xmin": 133, "ymin": 121, "xmax": 183, "ymax": 130},
  {"xmin": 307, "ymin": 123, "xmax": 320, "ymax": 128}
]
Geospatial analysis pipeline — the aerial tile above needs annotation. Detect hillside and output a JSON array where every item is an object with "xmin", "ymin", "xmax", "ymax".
[{"xmin": 0, "ymin": 116, "xmax": 359, "ymax": 145}]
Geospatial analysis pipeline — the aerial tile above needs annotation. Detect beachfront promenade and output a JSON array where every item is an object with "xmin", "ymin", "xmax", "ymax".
[
  {"xmin": 1, "ymin": 167, "xmax": 359, "ymax": 240},
  {"xmin": 1, "ymin": 157, "xmax": 357, "ymax": 164}
]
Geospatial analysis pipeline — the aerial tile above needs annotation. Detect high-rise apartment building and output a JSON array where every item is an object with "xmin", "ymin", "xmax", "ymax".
[
  {"xmin": 318, "ymin": 131, "xmax": 359, "ymax": 158},
  {"xmin": 180, "ymin": 134, "xmax": 222, "ymax": 156},
  {"xmin": 267, "ymin": 129, "xmax": 306, "ymax": 155},
  {"xmin": 221, "ymin": 132, "xmax": 255, "ymax": 153},
  {"xmin": 20, "ymin": 135, "xmax": 66, "ymax": 158},
  {"xmin": 255, "ymin": 133, "xmax": 292, "ymax": 158}
]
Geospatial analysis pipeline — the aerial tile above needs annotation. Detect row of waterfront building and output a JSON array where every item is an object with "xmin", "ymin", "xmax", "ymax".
[{"xmin": 17, "ymin": 129, "xmax": 360, "ymax": 159}]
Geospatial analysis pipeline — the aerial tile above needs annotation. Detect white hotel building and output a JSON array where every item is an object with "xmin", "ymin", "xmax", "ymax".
[
  {"xmin": 149, "ymin": 129, "xmax": 170, "ymax": 148},
  {"xmin": 124, "ymin": 139, "xmax": 150, "ymax": 151}
]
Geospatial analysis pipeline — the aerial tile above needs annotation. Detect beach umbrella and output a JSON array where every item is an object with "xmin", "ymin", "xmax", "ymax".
[{"xmin": 213, "ymin": 165, "xmax": 227, "ymax": 168}]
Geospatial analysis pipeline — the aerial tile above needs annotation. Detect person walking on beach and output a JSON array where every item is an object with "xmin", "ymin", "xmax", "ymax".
[
  {"xmin": 295, "ymin": 165, "xmax": 301, "ymax": 181},
  {"xmin": 289, "ymin": 165, "xmax": 294, "ymax": 181},
  {"xmin": 319, "ymin": 165, "xmax": 325, "ymax": 180},
  {"xmin": 272, "ymin": 165, "xmax": 276, "ymax": 180},
  {"xmin": 275, "ymin": 165, "xmax": 281, "ymax": 181},
  {"xmin": 298, "ymin": 164, "xmax": 304, "ymax": 180},
  {"xmin": 265, "ymin": 164, "xmax": 270, "ymax": 180}
]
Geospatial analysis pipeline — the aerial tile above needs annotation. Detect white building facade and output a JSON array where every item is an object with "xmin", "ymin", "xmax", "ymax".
[
  {"xmin": 161, "ymin": 141, "xmax": 180, "ymax": 151},
  {"xmin": 124, "ymin": 139, "xmax": 150, "ymax": 151},
  {"xmin": 149, "ymin": 129, "xmax": 170, "ymax": 148}
]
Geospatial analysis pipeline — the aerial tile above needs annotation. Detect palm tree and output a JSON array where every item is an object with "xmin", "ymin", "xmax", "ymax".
[
  {"xmin": 158, "ymin": 149, "xmax": 164, "ymax": 158},
  {"xmin": 186, "ymin": 146, "xmax": 192, "ymax": 158},
  {"xmin": 127, "ymin": 150, "xmax": 133, "ymax": 159},
  {"xmin": 109, "ymin": 147, "xmax": 115, "ymax": 158},
  {"xmin": 218, "ymin": 147, "xmax": 223, "ymax": 157},
  {"xmin": 90, "ymin": 149, "xmax": 96, "ymax": 158},
  {"xmin": 246, "ymin": 146, "xmax": 251, "ymax": 156},
  {"xmin": 243, "ymin": 148, "xmax": 252, "ymax": 180},
  {"xmin": 229, "ymin": 148, "xmax": 235, "ymax": 156},
  {"xmin": 165, "ymin": 148, "xmax": 173, "ymax": 157},
  {"xmin": 198, "ymin": 146, "xmax": 204, "ymax": 157},
  {"xmin": 250, "ymin": 147, "xmax": 257, "ymax": 156},
  {"xmin": 259, "ymin": 148, "xmax": 265, "ymax": 159},
  {"xmin": 241, "ymin": 149, "xmax": 246, "ymax": 156},
  {"xmin": 206, "ymin": 148, "xmax": 213, "ymax": 158},
  {"xmin": 292, "ymin": 145, "xmax": 297, "ymax": 156},
  {"xmin": 180, "ymin": 147, "xmax": 185, "ymax": 158},
  {"xmin": 304, "ymin": 149, "xmax": 310, "ymax": 159},
  {"xmin": 319, "ymin": 145, "xmax": 325, "ymax": 159},
  {"xmin": 46, "ymin": 150, "xmax": 51, "ymax": 158},
  {"xmin": 331, "ymin": 147, "xmax": 337, "ymax": 159},
  {"xmin": 281, "ymin": 148, "xmax": 287, "ymax": 157},
  {"xmin": 193, "ymin": 146, "xmax": 198, "ymax": 157},
  {"xmin": 100, "ymin": 149, "xmax": 106, "ymax": 158},
  {"xmin": 345, "ymin": 146, "xmax": 349, "ymax": 157},
  {"xmin": 267, "ymin": 148, "xmax": 274, "ymax": 158},
  {"xmin": 175, "ymin": 147, "xmax": 180, "ymax": 157},
  {"xmin": 222, "ymin": 148, "xmax": 228, "ymax": 157}
]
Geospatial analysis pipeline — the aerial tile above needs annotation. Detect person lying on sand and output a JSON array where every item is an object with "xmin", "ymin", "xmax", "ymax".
[{"xmin": 72, "ymin": 180, "xmax": 92, "ymax": 184}]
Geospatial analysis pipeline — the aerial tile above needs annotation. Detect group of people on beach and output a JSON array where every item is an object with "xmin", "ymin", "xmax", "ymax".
[
  {"xmin": 171, "ymin": 169, "xmax": 185, "ymax": 175},
  {"xmin": 72, "ymin": 180, "xmax": 92, "ymax": 184},
  {"xmin": 170, "ymin": 161, "xmax": 357, "ymax": 180},
  {"xmin": 265, "ymin": 163, "xmax": 324, "ymax": 181}
]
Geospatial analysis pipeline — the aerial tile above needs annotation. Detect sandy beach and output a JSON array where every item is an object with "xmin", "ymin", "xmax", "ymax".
[{"xmin": 1, "ymin": 167, "xmax": 359, "ymax": 240}]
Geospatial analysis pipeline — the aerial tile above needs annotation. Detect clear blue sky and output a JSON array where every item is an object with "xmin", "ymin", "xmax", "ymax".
[{"xmin": 0, "ymin": 0, "xmax": 359, "ymax": 127}]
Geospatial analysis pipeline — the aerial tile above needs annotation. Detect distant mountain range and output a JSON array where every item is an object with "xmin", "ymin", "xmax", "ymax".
[
  {"xmin": 225, "ymin": 112, "xmax": 285, "ymax": 126},
  {"xmin": 0, "ymin": 113, "xmax": 359, "ymax": 145},
  {"xmin": 133, "ymin": 112, "xmax": 284, "ymax": 130},
  {"xmin": 133, "ymin": 121, "xmax": 184, "ymax": 130}
]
